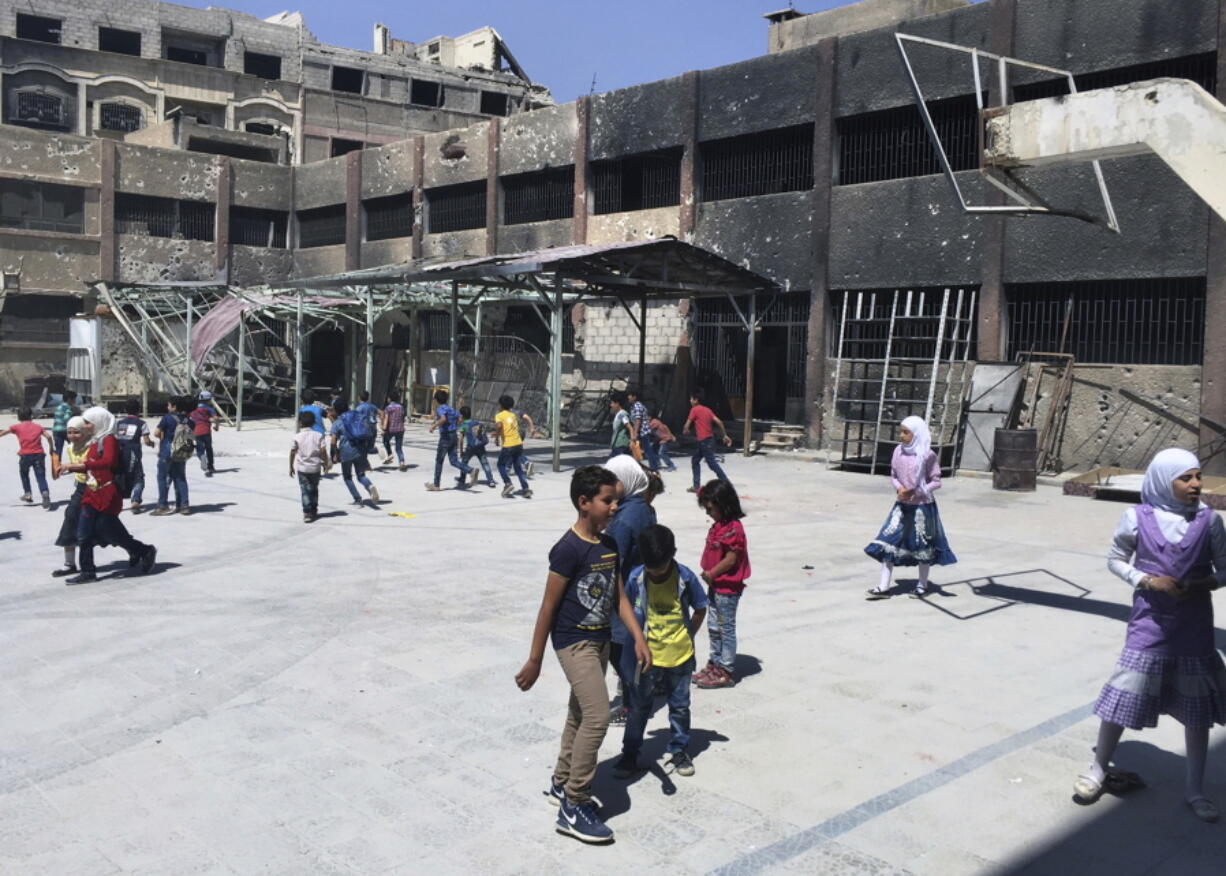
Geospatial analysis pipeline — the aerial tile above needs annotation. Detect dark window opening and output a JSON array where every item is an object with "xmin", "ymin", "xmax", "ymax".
[
  {"xmin": 410, "ymin": 79, "xmax": 443, "ymax": 107},
  {"xmin": 99, "ymin": 26, "xmax": 141, "ymax": 56},
  {"xmin": 480, "ymin": 90, "xmax": 509, "ymax": 116},
  {"xmin": 364, "ymin": 193, "xmax": 412, "ymax": 242},
  {"xmin": 186, "ymin": 137, "xmax": 278, "ymax": 163},
  {"xmin": 244, "ymin": 122, "xmax": 278, "ymax": 136},
  {"xmin": 330, "ymin": 137, "xmax": 364, "ymax": 157},
  {"xmin": 421, "ymin": 311, "xmax": 451, "ymax": 350},
  {"xmin": 1013, "ymin": 52, "xmax": 1217, "ymax": 103},
  {"xmin": 1005, "ymin": 278, "xmax": 1205, "ymax": 366},
  {"xmin": 700, "ymin": 124, "xmax": 814, "ymax": 202},
  {"xmin": 230, "ymin": 206, "xmax": 287, "ymax": 248},
  {"xmin": 331, "ymin": 65, "xmax": 364, "ymax": 94},
  {"xmin": 9, "ymin": 89, "xmax": 69, "ymax": 130},
  {"xmin": 427, "ymin": 180, "xmax": 486, "ymax": 233},
  {"xmin": 166, "ymin": 45, "xmax": 208, "ymax": 66},
  {"xmin": 0, "ymin": 179, "xmax": 84, "ymax": 233},
  {"xmin": 592, "ymin": 148, "xmax": 682, "ymax": 214},
  {"xmin": 243, "ymin": 51, "xmax": 282, "ymax": 81},
  {"xmin": 502, "ymin": 166, "xmax": 574, "ymax": 225},
  {"xmin": 836, "ymin": 94, "xmax": 980, "ymax": 186},
  {"xmin": 16, "ymin": 14, "xmax": 61, "ymax": 44},
  {"xmin": 296, "ymin": 204, "xmax": 347, "ymax": 248},
  {"xmin": 115, "ymin": 193, "xmax": 214, "ymax": 241},
  {"xmin": 0, "ymin": 294, "xmax": 76, "ymax": 345},
  {"xmin": 99, "ymin": 103, "xmax": 143, "ymax": 133}
]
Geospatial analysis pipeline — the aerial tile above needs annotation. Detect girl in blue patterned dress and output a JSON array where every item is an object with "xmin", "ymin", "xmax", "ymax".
[
  {"xmin": 864, "ymin": 416, "xmax": 957, "ymax": 600},
  {"xmin": 1073, "ymin": 448, "xmax": 1226, "ymax": 822}
]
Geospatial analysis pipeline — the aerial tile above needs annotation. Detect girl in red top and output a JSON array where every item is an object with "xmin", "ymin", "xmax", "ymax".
[
  {"xmin": 61, "ymin": 407, "xmax": 156, "ymax": 585},
  {"xmin": 695, "ymin": 479, "xmax": 750, "ymax": 689}
]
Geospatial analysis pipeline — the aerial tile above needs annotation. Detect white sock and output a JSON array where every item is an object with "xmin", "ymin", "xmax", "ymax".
[
  {"xmin": 916, "ymin": 564, "xmax": 930, "ymax": 591},
  {"xmin": 64, "ymin": 547, "xmax": 75, "ymax": 566},
  {"xmin": 878, "ymin": 562, "xmax": 893, "ymax": 592},
  {"xmin": 1086, "ymin": 761, "xmax": 1106, "ymax": 784}
]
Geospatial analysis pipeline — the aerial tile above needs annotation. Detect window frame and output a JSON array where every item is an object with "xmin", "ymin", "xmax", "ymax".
[{"xmin": 0, "ymin": 178, "xmax": 86, "ymax": 234}]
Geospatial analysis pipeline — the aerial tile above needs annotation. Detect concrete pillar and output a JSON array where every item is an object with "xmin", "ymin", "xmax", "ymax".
[
  {"xmin": 412, "ymin": 135, "xmax": 425, "ymax": 260},
  {"xmin": 99, "ymin": 140, "xmax": 116, "ymax": 283},
  {"xmin": 1201, "ymin": 0, "xmax": 1226, "ymax": 474},
  {"xmin": 573, "ymin": 97, "xmax": 589, "ymax": 245},
  {"xmin": 345, "ymin": 149, "xmax": 362, "ymax": 271},
  {"xmin": 215, "ymin": 156, "xmax": 231, "ymax": 280},
  {"xmin": 803, "ymin": 38, "xmax": 837, "ymax": 448},
  {"xmin": 679, "ymin": 71, "xmax": 700, "ymax": 240},
  {"xmin": 485, "ymin": 118, "xmax": 501, "ymax": 256}
]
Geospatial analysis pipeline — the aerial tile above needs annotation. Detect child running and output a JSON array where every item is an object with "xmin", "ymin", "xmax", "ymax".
[
  {"xmin": 380, "ymin": 394, "xmax": 407, "ymax": 471},
  {"xmin": 1073, "ymin": 448, "xmax": 1226, "ymax": 822},
  {"xmin": 290, "ymin": 410, "xmax": 327, "ymax": 522},
  {"xmin": 494, "ymin": 394, "xmax": 531, "ymax": 499},
  {"xmin": 426, "ymin": 389, "xmax": 473, "ymax": 491},
  {"xmin": 609, "ymin": 391, "xmax": 633, "ymax": 459},
  {"xmin": 864, "ymin": 416, "xmax": 957, "ymax": 600},
  {"xmin": 695, "ymin": 479, "xmax": 751, "ymax": 689},
  {"xmin": 648, "ymin": 410, "xmax": 678, "ymax": 473},
  {"xmin": 458, "ymin": 406, "xmax": 496, "ymax": 488},
  {"xmin": 683, "ymin": 390, "xmax": 732, "ymax": 493},
  {"xmin": 331, "ymin": 399, "xmax": 380, "ymax": 507},
  {"xmin": 51, "ymin": 416, "xmax": 89, "ymax": 577},
  {"xmin": 1, "ymin": 406, "xmax": 54, "ymax": 508},
  {"xmin": 613, "ymin": 524, "xmax": 708, "ymax": 779},
  {"xmin": 189, "ymin": 391, "xmax": 221, "ymax": 477},
  {"xmin": 515, "ymin": 465, "xmax": 650, "ymax": 845}
]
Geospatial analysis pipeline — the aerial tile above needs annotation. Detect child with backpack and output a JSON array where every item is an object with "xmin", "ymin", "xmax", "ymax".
[
  {"xmin": 426, "ymin": 389, "xmax": 473, "ymax": 491},
  {"xmin": 152, "ymin": 397, "xmax": 192, "ymax": 516},
  {"xmin": 1, "ymin": 406, "xmax": 54, "ymax": 509},
  {"xmin": 459, "ymin": 406, "xmax": 496, "ymax": 488},
  {"xmin": 330, "ymin": 398, "xmax": 380, "ymax": 508},
  {"xmin": 494, "ymin": 394, "xmax": 531, "ymax": 499},
  {"xmin": 51, "ymin": 416, "xmax": 90, "ymax": 577},
  {"xmin": 115, "ymin": 398, "xmax": 154, "ymax": 514}
]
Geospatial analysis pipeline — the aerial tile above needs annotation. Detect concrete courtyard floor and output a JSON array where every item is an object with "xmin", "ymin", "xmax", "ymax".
[{"xmin": 3, "ymin": 418, "xmax": 1226, "ymax": 875}]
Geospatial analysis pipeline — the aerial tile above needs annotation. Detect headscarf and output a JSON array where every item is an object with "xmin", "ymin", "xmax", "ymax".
[
  {"xmin": 81, "ymin": 406, "xmax": 116, "ymax": 446},
  {"xmin": 1141, "ymin": 447, "xmax": 1203, "ymax": 515},
  {"xmin": 899, "ymin": 416, "xmax": 932, "ymax": 461},
  {"xmin": 65, "ymin": 415, "xmax": 86, "ymax": 432},
  {"xmin": 604, "ymin": 454, "xmax": 649, "ymax": 499}
]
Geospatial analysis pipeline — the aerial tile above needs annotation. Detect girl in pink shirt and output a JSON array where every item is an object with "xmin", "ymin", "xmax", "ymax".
[{"xmin": 695, "ymin": 479, "xmax": 750, "ymax": 689}]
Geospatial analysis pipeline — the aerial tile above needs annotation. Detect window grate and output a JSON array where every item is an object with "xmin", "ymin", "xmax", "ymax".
[
  {"xmin": 592, "ymin": 148, "xmax": 682, "ymax": 214},
  {"xmin": 427, "ymin": 181, "xmax": 486, "ymax": 233},
  {"xmin": 296, "ymin": 204, "xmax": 347, "ymax": 248},
  {"xmin": 230, "ymin": 206, "xmax": 287, "ymax": 248},
  {"xmin": 0, "ymin": 179, "xmax": 84, "ymax": 233},
  {"xmin": 502, "ymin": 166, "xmax": 575, "ymax": 225},
  {"xmin": 422, "ymin": 311, "xmax": 451, "ymax": 350},
  {"xmin": 12, "ymin": 90, "xmax": 68, "ymax": 129},
  {"xmin": 1005, "ymin": 278, "xmax": 1205, "ymax": 366},
  {"xmin": 829, "ymin": 287, "xmax": 980, "ymax": 360},
  {"xmin": 100, "ymin": 103, "xmax": 143, "ymax": 133},
  {"xmin": 700, "ymin": 124, "xmax": 814, "ymax": 202},
  {"xmin": 1013, "ymin": 52, "xmax": 1217, "ymax": 103},
  {"xmin": 364, "ymin": 193, "xmax": 412, "ymax": 242},
  {"xmin": 115, "ymin": 193, "xmax": 214, "ymax": 241},
  {"xmin": 836, "ymin": 94, "xmax": 980, "ymax": 186}
]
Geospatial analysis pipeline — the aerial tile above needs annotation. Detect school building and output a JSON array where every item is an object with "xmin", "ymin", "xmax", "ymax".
[{"xmin": 0, "ymin": 0, "xmax": 1222, "ymax": 473}]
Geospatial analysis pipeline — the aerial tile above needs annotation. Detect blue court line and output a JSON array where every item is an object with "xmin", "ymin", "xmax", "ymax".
[{"xmin": 709, "ymin": 702, "xmax": 1094, "ymax": 875}]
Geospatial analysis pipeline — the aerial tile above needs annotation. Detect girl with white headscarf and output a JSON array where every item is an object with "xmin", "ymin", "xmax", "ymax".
[
  {"xmin": 1075, "ymin": 448, "xmax": 1226, "ymax": 822},
  {"xmin": 864, "ymin": 415, "xmax": 957, "ymax": 600},
  {"xmin": 50, "ymin": 416, "xmax": 90, "ymax": 577}
]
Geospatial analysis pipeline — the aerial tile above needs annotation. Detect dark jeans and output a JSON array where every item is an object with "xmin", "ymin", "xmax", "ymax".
[
  {"xmin": 497, "ymin": 444, "xmax": 529, "ymax": 490},
  {"xmin": 609, "ymin": 445, "xmax": 632, "ymax": 459},
  {"xmin": 298, "ymin": 471, "xmax": 320, "ymax": 514},
  {"xmin": 129, "ymin": 461, "xmax": 145, "ymax": 505},
  {"xmin": 463, "ymin": 446, "xmax": 494, "ymax": 484},
  {"xmin": 76, "ymin": 505, "xmax": 150, "ymax": 574},
  {"xmin": 340, "ymin": 456, "xmax": 374, "ymax": 502},
  {"xmin": 622, "ymin": 657, "xmax": 695, "ymax": 756},
  {"xmin": 156, "ymin": 458, "xmax": 189, "ymax": 509},
  {"xmin": 433, "ymin": 432, "xmax": 471, "ymax": 485},
  {"xmin": 19, "ymin": 455, "xmax": 48, "ymax": 496},
  {"xmin": 195, "ymin": 432, "xmax": 214, "ymax": 471},
  {"xmin": 691, "ymin": 437, "xmax": 730, "ymax": 489},
  {"xmin": 651, "ymin": 437, "xmax": 677, "ymax": 471},
  {"xmin": 53, "ymin": 430, "xmax": 66, "ymax": 458},
  {"xmin": 640, "ymin": 436, "xmax": 662, "ymax": 471},
  {"xmin": 382, "ymin": 431, "xmax": 404, "ymax": 463}
]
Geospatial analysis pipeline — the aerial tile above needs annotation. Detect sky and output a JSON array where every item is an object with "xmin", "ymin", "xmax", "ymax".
[{"xmin": 181, "ymin": 0, "xmax": 862, "ymax": 103}]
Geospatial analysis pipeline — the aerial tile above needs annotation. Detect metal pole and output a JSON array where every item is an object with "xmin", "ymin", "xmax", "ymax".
[
  {"xmin": 743, "ymin": 293, "xmax": 756, "ymax": 457},
  {"xmin": 638, "ymin": 294, "xmax": 647, "ymax": 392},
  {"xmin": 551, "ymin": 274, "xmax": 564, "ymax": 472},
  {"xmin": 236, "ymin": 308, "xmax": 245, "ymax": 431},
  {"xmin": 407, "ymin": 306, "xmax": 417, "ymax": 412},
  {"xmin": 140, "ymin": 318, "xmax": 149, "ymax": 417},
  {"xmin": 474, "ymin": 300, "xmax": 484, "ymax": 359},
  {"xmin": 449, "ymin": 280, "xmax": 458, "ymax": 400},
  {"xmin": 184, "ymin": 293, "xmax": 193, "ymax": 394},
  {"xmin": 294, "ymin": 289, "xmax": 303, "ymax": 419},
  {"xmin": 365, "ymin": 286, "xmax": 374, "ymax": 397}
]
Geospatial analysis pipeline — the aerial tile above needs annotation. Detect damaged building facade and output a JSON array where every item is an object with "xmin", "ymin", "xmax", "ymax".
[{"xmin": 0, "ymin": 0, "xmax": 1223, "ymax": 474}]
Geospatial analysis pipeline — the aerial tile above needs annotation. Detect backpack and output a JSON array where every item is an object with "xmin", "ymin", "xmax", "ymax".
[
  {"xmin": 114, "ymin": 441, "xmax": 139, "ymax": 499},
  {"xmin": 339, "ymin": 410, "xmax": 374, "ymax": 453},
  {"xmin": 170, "ymin": 417, "xmax": 196, "ymax": 462},
  {"xmin": 467, "ymin": 421, "xmax": 488, "ymax": 448}
]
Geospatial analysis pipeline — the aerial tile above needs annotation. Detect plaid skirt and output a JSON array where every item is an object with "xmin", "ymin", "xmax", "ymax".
[{"xmin": 1094, "ymin": 647, "xmax": 1226, "ymax": 730}]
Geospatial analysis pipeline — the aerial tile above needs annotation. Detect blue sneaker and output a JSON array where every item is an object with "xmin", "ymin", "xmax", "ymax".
[
  {"xmin": 556, "ymin": 796, "xmax": 614, "ymax": 844},
  {"xmin": 545, "ymin": 777, "xmax": 602, "ymax": 810}
]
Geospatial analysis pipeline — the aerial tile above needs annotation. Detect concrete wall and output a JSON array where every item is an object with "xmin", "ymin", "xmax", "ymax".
[
  {"xmin": 0, "ymin": 232, "xmax": 100, "ymax": 293},
  {"xmin": 769, "ymin": 0, "xmax": 969, "ymax": 53},
  {"xmin": 116, "ymin": 236, "xmax": 216, "ymax": 283}
]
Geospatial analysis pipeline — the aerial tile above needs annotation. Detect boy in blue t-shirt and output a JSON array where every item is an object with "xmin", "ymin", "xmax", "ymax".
[
  {"xmin": 458, "ymin": 405, "xmax": 495, "ymax": 488},
  {"xmin": 330, "ymin": 398, "xmax": 380, "ymax": 507},
  {"xmin": 425, "ymin": 389, "xmax": 472, "ymax": 491},
  {"xmin": 515, "ymin": 466, "xmax": 651, "ymax": 845}
]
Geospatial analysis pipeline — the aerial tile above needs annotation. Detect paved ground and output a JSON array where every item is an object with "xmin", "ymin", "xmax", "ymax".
[{"xmin": 3, "ymin": 417, "xmax": 1226, "ymax": 875}]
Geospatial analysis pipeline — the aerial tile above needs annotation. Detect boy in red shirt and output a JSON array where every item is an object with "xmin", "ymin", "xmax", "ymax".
[
  {"xmin": 682, "ymin": 390, "xmax": 733, "ymax": 494},
  {"xmin": 1, "ymin": 406, "xmax": 54, "ymax": 508},
  {"xmin": 189, "ymin": 391, "xmax": 221, "ymax": 477}
]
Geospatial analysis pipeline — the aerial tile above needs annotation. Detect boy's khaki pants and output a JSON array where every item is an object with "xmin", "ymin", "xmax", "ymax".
[{"xmin": 553, "ymin": 639, "xmax": 610, "ymax": 805}]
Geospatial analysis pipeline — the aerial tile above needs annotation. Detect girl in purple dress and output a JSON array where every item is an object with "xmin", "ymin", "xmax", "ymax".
[{"xmin": 1075, "ymin": 448, "xmax": 1226, "ymax": 822}]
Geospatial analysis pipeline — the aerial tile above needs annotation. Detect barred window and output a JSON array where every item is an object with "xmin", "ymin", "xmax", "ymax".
[
  {"xmin": 296, "ymin": 204, "xmax": 347, "ymax": 248},
  {"xmin": 502, "ymin": 166, "xmax": 574, "ymax": 225},
  {"xmin": 1013, "ymin": 52, "xmax": 1217, "ymax": 103},
  {"xmin": 0, "ymin": 179, "xmax": 84, "ymax": 233},
  {"xmin": 1005, "ymin": 278, "xmax": 1205, "ymax": 366},
  {"xmin": 421, "ymin": 311, "xmax": 451, "ymax": 350},
  {"xmin": 427, "ymin": 181, "xmax": 486, "ymax": 233},
  {"xmin": 10, "ymin": 89, "xmax": 69, "ymax": 130},
  {"xmin": 699, "ymin": 124, "xmax": 814, "ymax": 202},
  {"xmin": 115, "ymin": 193, "xmax": 214, "ymax": 241},
  {"xmin": 364, "ymin": 193, "xmax": 412, "ymax": 242},
  {"xmin": 836, "ymin": 94, "xmax": 980, "ymax": 186},
  {"xmin": 230, "ymin": 206, "xmax": 287, "ymax": 248},
  {"xmin": 829, "ymin": 286, "xmax": 980, "ymax": 359},
  {"xmin": 592, "ymin": 148, "xmax": 682, "ymax": 214},
  {"xmin": 99, "ymin": 103, "xmax": 143, "ymax": 133}
]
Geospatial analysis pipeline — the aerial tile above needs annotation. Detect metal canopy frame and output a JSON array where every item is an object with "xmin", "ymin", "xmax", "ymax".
[
  {"xmin": 94, "ymin": 238, "xmax": 777, "ymax": 472},
  {"xmin": 894, "ymin": 32, "xmax": 1120, "ymax": 233}
]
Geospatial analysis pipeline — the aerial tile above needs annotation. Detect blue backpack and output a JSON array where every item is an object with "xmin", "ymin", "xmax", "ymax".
[
  {"xmin": 466, "ymin": 420, "xmax": 488, "ymax": 448},
  {"xmin": 340, "ymin": 409, "xmax": 374, "ymax": 451}
]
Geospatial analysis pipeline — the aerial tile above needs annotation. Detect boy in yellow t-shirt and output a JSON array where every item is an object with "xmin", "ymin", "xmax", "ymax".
[
  {"xmin": 493, "ymin": 393, "xmax": 532, "ymax": 499},
  {"xmin": 612, "ymin": 524, "xmax": 709, "ymax": 779}
]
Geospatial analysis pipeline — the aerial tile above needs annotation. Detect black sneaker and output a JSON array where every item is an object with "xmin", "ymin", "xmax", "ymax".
[
  {"xmin": 140, "ymin": 546, "xmax": 157, "ymax": 575},
  {"xmin": 556, "ymin": 796, "xmax": 613, "ymax": 844},
  {"xmin": 545, "ymin": 777, "xmax": 601, "ymax": 810},
  {"xmin": 667, "ymin": 751, "xmax": 695, "ymax": 777},
  {"xmin": 612, "ymin": 752, "xmax": 639, "ymax": 779},
  {"xmin": 66, "ymin": 572, "xmax": 97, "ymax": 585}
]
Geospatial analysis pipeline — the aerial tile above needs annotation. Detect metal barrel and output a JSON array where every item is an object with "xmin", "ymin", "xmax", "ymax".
[{"xmin": 993, "ymin": 428, "xmax": 1038, "ymax": 491}]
